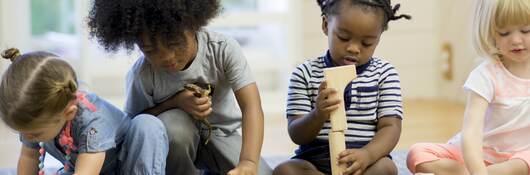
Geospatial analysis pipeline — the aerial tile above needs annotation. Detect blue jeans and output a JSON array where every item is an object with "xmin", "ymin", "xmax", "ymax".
[{"xmin": 118, "ymin": 114, "xmax": 168, "ymax": 175}]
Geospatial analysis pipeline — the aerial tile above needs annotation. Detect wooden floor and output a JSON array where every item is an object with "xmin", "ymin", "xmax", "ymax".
[{"xmin": 397, "ymin": 99, "xmax": 464, "ymax": 149}]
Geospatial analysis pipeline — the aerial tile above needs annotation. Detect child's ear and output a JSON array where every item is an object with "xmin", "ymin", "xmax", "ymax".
[
  {"xmin": 322, "ymin": 16, "xmax": 329, "ymax": 36},
  {"xmin": 63, "ymin": 102, "xmax": 78, "ymax": 121}
]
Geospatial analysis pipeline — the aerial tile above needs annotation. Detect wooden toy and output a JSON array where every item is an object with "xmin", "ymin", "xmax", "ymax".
[
  {"xmin": 184, "ymin": 83, "xmax": 214, "ymax": 145},
  {"xmin": 323, "ymin": 65, "xmax": 356, "ymax": 175}
]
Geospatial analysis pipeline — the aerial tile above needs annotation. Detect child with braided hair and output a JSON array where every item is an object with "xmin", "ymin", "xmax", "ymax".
[
  {"xmin": 273, "ymin": 0, "xmax": 410, "ymax": 175},
  {"xmin": 0, "ymin": 48, "xmax": 168, "ymax": 175}
]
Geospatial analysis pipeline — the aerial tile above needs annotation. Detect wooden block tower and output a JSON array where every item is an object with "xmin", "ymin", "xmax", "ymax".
[{"xmin": 323, "ymin": 65, "xmax": 356, "ymax": 175}]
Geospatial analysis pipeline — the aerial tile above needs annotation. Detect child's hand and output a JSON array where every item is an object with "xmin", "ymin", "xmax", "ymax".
[
  {"xmin": 227, "ymin": 160, "xmax": 258, "ymax": 175},
  {"xmin": 338, "ymin": 148, "xmax": 373, "ymax": 175},
  {"xmin": 171, "ymin": 89, "xmax": 212, "ymax": 120},
  {"xmin": 315, "ymin": 81, "xmax": 341, "ymax": 120}
]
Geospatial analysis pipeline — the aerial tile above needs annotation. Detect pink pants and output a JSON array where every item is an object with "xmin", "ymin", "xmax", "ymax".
[{"xmin": 406, "ymin": 143, "xmax": 530, "ymax": 174}]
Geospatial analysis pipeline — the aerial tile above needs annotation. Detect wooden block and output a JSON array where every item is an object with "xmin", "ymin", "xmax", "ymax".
[
  {"xmin": 329, "ymin": 131, "xmax": 347, "ymax": 175},
  {"xmin": 324, "ymin": 65, "xmax": 356, "ymax": 175},
  {"xmin": 323, "ymin": 65, "xmax": 356, "ymax": 132}
]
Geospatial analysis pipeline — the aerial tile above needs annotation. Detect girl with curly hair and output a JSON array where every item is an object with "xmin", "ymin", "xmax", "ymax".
[{"xmin": 87, "ymin": 0, "xmax": 271, "ymax": 175}]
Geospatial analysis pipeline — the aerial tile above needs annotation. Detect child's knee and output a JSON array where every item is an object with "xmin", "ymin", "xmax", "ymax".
[
  {"xmin": 366, "ymin": 157, "xmax": 397, "ymax": 175},
  {"xmin": 409, "ymin": 143, "xmax": 435, "ymax": 154},
  {"xmin": 407, "ymin": 143, "xmax": 436, "ymax": 170},
  {"xmin": 131, "ymin": 114, "xmax": 165, "ymax": 133},
  {"xmin": 157, "ymin": 108, "xmax": 190, "ymax": 122},
  {"xmin": 415, "ymin": 159, "xmax": 465, "ymax": 174},
  {"xmin": 407, "ymin": 143, "xmax": 430, "ymax": 162},
  {"xmin": 130, "ymin": 114, "xmax": 167, "ymax": 139},
  {"xmin": 272, "ymin": 163, "xmax": 288, "ymax": 175},
  {"xmin": 167, "ymin": 126, "xmax": 199, "ymax": 147},
  {"xmin": 155, "ymin": 109, "xmax": 199, "ymax": 145},
  {"xmin": 273, "ymin": 162, "xmax": 296, "ymax": 175},
  {"xmin": 273, "ymin": 160, "xmax": 319, "ymax": 175},
  {"xmin": 127, "ymin": 115, "xmax": 169, "ymax": 150}
]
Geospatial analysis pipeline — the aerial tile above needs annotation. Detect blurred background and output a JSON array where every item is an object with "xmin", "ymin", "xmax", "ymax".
[{"xmin": 0, "ymin": 0, "xmax": 477, "ymax": 172}]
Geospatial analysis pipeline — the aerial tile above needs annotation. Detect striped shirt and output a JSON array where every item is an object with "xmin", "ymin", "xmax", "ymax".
[{"xmin": 286, "ymin": 53, "xmax": 403, "ymax": 143}]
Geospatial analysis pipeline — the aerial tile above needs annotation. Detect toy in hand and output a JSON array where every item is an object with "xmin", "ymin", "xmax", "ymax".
[
  {"xmin": 184, "ymin": 83, "xmax": 214, "ymax": 145},
  {"xmin": 323, "ymin": 65, "xmax": 356, "ymax": 175}
]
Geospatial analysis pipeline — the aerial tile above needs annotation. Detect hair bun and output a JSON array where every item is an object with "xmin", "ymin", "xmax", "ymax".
[{"xmin": 1, "ymin": 48, "xmax": 22, "ymax": 61}]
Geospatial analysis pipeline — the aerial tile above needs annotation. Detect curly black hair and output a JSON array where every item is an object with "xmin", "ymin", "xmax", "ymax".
[
  {"xmin": 87, "ymin": 0, "xmax": 221, "ymax": 52},
  {"xmin": 317, "ymin": 0, "xmax": 411, "ymax": 31}
]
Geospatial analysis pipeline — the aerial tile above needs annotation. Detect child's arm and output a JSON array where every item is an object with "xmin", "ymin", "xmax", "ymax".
[
  {"xmin": 462, "ymin": 92, "xmax": 489, "ymax": 175},
  {"xmin": 17, "ymin": 145, "xmax": 39, "ymax": 175},
  {"xmin": 288, "ymin": 81, "xmax": 341, "ymax": 145},
  {"xmin": 287, "ymin": 111, "xmax": 330, "ymax": 145},
  {"xmin": 339, "ymin": 117, "xmax": 401, "ymax": 175},
  {"xmin": 124, "ymin": 68, "xmax": 211, "ymax": 118},
  {"xmin": 74, "ymin": 152, "xmax": 106, "ymax": 175},
  {"xmin": 227, "ymin": 83, "xmax": 264, "ymax": 175},
  {"xmin": 142, "ymin": 89, "xmax": 211, "ymax": 118}
]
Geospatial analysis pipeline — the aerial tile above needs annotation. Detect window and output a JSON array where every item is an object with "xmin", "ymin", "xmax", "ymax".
[
  {"xmin": 212, "ymin": 0, "xmax": 293, "ymax": 111},
  {"xmin": 30, "ymin": 0, "xmax": 79, "ymax": 62},
  {"xmin": 221, "ymin": 0, "xmax": 258, "ymax": 12},
  {"xmin": 31, "ymin": 0, "xmax": 75, "ymax": 36}
]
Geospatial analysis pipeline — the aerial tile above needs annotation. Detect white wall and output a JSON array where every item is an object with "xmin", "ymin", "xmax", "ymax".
[
  {"xmin": 0, "ymin": 0, "xmax": 31, "ymax": 72},
  {"xmin": 0, "ymin": 1, "xmax": 2, "ymax": 73},
  {"xmin": 298, "ymin": 0, "xmax": 327, "ymax": 64},
  {"xmin": 437, "ymin": 0, "xmax": 479, "ymax": 103},
  {"xmin": 377, "ymin": 0, "xmax": 441, "ymax": 99},
  {"xmin": 0, "ymin": 0, "xmax": 31, "ymax": 49}
]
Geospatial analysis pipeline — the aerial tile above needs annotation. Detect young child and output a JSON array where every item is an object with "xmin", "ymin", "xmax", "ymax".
[
  {"xmin": 0, "ymin": 48, "xmax": 168, "ymax": 175},
  {"xmin": 273, "ymin": 0, "xmax": 410, "ymax": 175},
  {"xmin": 87, "ymin": 0, "xmax": 271, "ymax": 174},
  {"xmin": 407, "ymin": 0, "xmax": 530, "ymax": 174}
]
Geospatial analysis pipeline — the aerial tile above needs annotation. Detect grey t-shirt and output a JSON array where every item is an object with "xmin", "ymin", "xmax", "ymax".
[{"xmin": 124, "ymin": 29, "xmax": 254, "ymax": 133}]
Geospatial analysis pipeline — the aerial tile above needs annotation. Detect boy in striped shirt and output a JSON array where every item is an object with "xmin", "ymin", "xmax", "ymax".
[{"xmin": 273, "ymin": 0, "xmax": 409, "ymax": 174}]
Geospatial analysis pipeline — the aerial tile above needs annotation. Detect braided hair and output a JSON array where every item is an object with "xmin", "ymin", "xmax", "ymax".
[{"xmin": 317, "ymin": 0, "xmax": 411, "ymax": 31}]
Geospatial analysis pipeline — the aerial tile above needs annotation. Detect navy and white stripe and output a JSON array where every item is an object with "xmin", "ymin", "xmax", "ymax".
[{"xmin": 286, "ymin": 53, "xmax": 403, "ymax": 143}]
